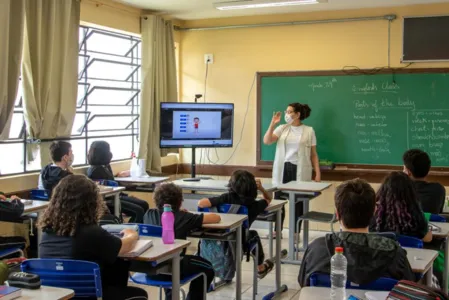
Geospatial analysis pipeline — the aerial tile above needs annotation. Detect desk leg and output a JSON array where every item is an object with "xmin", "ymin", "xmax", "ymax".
[
  {"xmin": 36, "ymin": 212, "xmax": 42, "ymax": 256},
  {"xmin": 269, "ymin": 222, "xmax": 273, "ymax": 259},
  {"xmin": 302, "ymin": 199, "xmax": 310, "ymax": 250},
  {"xmin": 236, "ymin": 225, "xmax": 242, "ymax": 300},
  {"xmin": 114, "ymin": 193, "xmax": 121, "ymax": 218},
  {"xmin": 288, "ymin": 192, "xmax": 295, "ymax": 261},
  {"xmin": 425, "ymin": 265, "xmax": 433, "ymax": 287},
  {"xmin": 444, "ymin": 237, "xmax": 448, "ymax": 294},
  {"xmin": 172, "ymin": 253, "xmax": 181, "ymax": 300},
  {"xmin": 275, "ymin": 209, "xmax": 282, "ymax": 290}
]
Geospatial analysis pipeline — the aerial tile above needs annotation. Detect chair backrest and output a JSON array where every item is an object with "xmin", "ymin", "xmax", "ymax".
[
  {"xmin": 30, "ymin": 189, "xmax": 50, "ymax": 201},
  {"xmin": 309, "ymin": 272, "xmax": 398, "ymax": 291},
  {"xmin": 136, "ymin": 224, "xmax": 162, "ymax": 237},
  {"xmin": 430, "ymin": 214, "xmax": 446, "ymax": 223},
  {"xmin": 397, "ymin": 235, "xmax": 423, "ymax": 249},
  {"xmin": 199, "ymin": 204, "xmax": 250, "ymax": 228},
  {"xmin": 21, "ymin": 259, "xmax": 102, "ymax": 299}
]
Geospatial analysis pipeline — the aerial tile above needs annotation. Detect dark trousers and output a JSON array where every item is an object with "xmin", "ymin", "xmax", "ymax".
[
  {"xmin": 274, "ymin": 162, "xmax": 304, "ymax": 233},
  {"xmin": 107, "ymin": 195, "xmax": 149, "ymax": 223},
  {"xmin": 150, "ymin": 255, "xmax": 215, "ymax": 300}
]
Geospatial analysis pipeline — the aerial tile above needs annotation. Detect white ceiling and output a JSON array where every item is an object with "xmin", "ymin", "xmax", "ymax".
[{"xmin": 114, "ymin": 0, "xmax": 449, "ymax": 20}]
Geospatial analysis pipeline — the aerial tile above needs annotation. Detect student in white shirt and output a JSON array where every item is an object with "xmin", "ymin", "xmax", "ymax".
[{"xmin": 263, "ymin": 103, "xmax": 321, "ymax": 238}]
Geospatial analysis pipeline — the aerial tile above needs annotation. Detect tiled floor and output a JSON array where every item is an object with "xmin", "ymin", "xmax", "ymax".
[{"xmin": 131, "ymin": 229, "xmax": 327, "ymax": 300}]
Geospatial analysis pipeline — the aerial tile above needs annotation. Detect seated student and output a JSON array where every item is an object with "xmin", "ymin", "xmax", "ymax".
[
  {"xmin": 403, "ymin": 149, "xmax": 446, "ymax": 214},
  {"xmin": 370, "ymin": 171, "xmax": 432, "ymax": 243},
  {"xmin": 143, "ymin": 183, "xmax": 219, "ymax": 300},
  {"xmin": 38, "ymin": 175, "xmax": 148, "ymax": 300},
  {"xmin": 87, "ymin": 141, "xmax": 149, "ymax": 223},
  {"xmin": 298, "ymin": 178, "xmax": 415, "ymax": 287},
  {"xmin": 38, "ymin": 141, "xmax": 73, "ymax": 193},
  {"xmin": 198, "ymin": 170, "xmax": 274, "ymax": 278}
]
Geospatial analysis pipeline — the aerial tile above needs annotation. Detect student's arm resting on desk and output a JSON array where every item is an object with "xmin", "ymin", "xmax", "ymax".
[
  {"xmin": 118, "ymin": 228, "xmax": 139, "ymax": 255},
  {"xmin": 422, "ymin": 230, "xmax": 432, "ymax": 243},
  {"xmin": 203, "ymin": 213, "xmax": 221, "ymax": 224},
  {"xmin": 198, "ymin": 198, "xmax": 212, "ymax": 208}
]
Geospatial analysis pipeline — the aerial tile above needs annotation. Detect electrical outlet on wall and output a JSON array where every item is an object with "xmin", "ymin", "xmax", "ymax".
[{"xmin": 204, "ymin": 54, "xmax": 214, "ymax": 64}]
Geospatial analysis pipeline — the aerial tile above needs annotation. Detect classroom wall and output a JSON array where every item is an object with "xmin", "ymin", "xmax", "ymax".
[{"xmin": 179, "ymin": 2, "xmax": 449, "ymax": 166}]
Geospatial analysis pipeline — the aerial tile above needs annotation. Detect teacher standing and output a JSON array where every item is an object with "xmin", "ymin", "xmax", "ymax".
[{"xmin": 263, "ymin": 102, "xmax": 321, "ymax": 238}]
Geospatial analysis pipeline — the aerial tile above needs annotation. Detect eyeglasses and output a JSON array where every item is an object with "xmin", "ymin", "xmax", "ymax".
[{"xmin": 284, "ymin": 110, "xmax": 295, "ymax": 114}]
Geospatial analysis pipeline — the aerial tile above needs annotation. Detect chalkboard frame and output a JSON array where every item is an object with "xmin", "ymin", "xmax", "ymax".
[{"xmin": 256, "ymin": 68, "xmax": 449, "ymax": 173}]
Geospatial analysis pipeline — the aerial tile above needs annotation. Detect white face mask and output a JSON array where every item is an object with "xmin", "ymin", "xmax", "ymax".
[{"xmin": 284, "ymin": 114, "xmax": 294, "ymax": 124}]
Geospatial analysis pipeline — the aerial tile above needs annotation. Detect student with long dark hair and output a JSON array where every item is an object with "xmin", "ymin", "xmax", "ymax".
[
  {"xmin": 370, "ymin": 171, "xmax": 432, "ymax": 242},
  {"xmin": 38, "ymin": 175, "xmax": 147, "ymax": 300},
  {"xmin": 198, "ymin": 170, "xmax": 274, "ymax": 278},
  {"xmin": 87, "ymin": 141, "xmax": 149, "ymax": 223}
]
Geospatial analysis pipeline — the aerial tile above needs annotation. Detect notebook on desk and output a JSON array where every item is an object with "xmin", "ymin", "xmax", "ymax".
[{"xmin": 119, "ymin": 239, "xmax": 153, "ymax": 258}]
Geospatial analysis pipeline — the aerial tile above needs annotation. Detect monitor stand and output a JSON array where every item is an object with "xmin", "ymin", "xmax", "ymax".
[{"xmin": 182, "ymin": 146, "xmax": 213, "ymax": 182}]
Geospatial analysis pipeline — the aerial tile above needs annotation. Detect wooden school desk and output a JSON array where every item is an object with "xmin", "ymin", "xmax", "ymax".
[
  {"xmin": 114, "ymin": 176, "xmax": 169, "ymax": 185},
  {"xmin": 21, "ymin": 200, "xmax": 49, "ymax": 254},
  {"xmin": 128, "ymin": 237, "xmax": 191, "ymax": 300},
  {"xmin": 190, "ymin": 212, "xmax": 247, "ymax": 300},
  {"xmin": 99, "ymin": 186, "xmax": 125, "ymax": 218},
  {"xmin": 430, "ymin": 221, "xmax": 449, "ymax": 293},
  {"xmin": 404, "ymin": 247, "xmax": 438, "ymax": 286},
  {"xmin": 20, "ymin": 286, "xmax": 75, "ymax": 300},
  {"xmin": 277, "ymin": 181, "xmax": 332, "ymax": 264}
]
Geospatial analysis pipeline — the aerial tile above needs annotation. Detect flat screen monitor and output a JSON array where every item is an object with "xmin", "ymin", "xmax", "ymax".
[{"xmin": 160, "ymin": 102, "xmax": 234, "ymax": 148}]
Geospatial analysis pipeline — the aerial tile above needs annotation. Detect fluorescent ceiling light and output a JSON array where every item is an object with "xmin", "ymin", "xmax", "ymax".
[{"xmin": 215, "ymin": 0, "xmax": 326, "ymax": 10}]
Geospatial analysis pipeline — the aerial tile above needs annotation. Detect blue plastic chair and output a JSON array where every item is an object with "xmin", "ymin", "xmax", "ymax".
[
  {"xmin": 21, "ymin": 259, "xmax": 102, "ymax": 299},
  {"xmin": 397, "ymin": 235, "xmax": 423, "ymax": 249},
  {"xmin": 198, "ymin": 204, "xmax": 260, "ymax": 300},
  {"xmin": 98, "ymin": 180, "xmax": 119, "ymax": 187},
  {"xmin": 30, "ymin": 189, "xmax": 50, "ymax": 201},
  {"xmin": 309, "ymin": 272, "xmax": 398, "ymax": 291},
  {"xmin": 129, "ymin": 224, "xmax": 207, "ymax": 300},
  {"xmin": 430, "ymin": 214, "xmax": 447, "ymax": 223}
]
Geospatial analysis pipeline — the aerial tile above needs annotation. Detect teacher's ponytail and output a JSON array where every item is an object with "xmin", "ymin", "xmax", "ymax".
[{"xmin": 289, "ymin": 102, "xmax": 312, "ymax": 120}]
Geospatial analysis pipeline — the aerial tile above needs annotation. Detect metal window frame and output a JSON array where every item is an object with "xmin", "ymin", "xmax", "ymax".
[{"xmin": 78, "ymin": 86, "xmax": 140, "ymax": 107}]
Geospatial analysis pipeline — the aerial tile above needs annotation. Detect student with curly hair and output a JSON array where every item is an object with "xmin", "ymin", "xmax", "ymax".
[
  {"xmin": 38, "ymin": 175, "xmax": 147, "ymax": 300},
  {"xmin": 370, "ymin": 171, "xmax": 432, "ymax": 243},
  {"xmin": 144, "ymin": 183, "xmax": 219, "ymax": 300}
]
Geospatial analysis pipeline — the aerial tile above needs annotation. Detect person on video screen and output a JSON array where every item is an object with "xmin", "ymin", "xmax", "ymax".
[{"xmin": 193, "ymin": 117, "xmax": 200, "ymax": 133}]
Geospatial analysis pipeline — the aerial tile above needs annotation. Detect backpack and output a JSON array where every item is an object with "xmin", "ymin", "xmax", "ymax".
[
  {"xmin": 199, "ymin": 205, "xmax": 241, "ymax": 281},
  {"xmin": 0, "ymin": 199, "xmax": 24, "ymax": 222},
  {"xmin": 388, "ymin": 280, "xmax": 449, "ymax": 300}
]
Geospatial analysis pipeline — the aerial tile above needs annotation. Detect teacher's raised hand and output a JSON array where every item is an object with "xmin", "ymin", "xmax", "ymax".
[{"xmin": 271, "ymin": 111, "xmax": 282, "ymax": 126}]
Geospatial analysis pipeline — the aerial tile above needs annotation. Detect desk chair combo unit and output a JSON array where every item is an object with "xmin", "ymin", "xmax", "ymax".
[
  {"xmin": 129, "ymin": 224, "xmax": 207, "ymax": 300},
  {"xmin": 198, "ymin": 204, "xmax": 288, "ymax": 300},
  {"xmin": 309, "ymin": 272, "xmax": 398, "ymax": 291}
]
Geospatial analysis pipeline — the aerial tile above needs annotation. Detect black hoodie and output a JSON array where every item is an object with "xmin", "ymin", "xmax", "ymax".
[
  {"xmin": 298, "ymin": 232, "xmax": 415, "ymax": 287},
  {"xmin": 38, "ymin": 164, "xmax": 72, "ymax": 192}
]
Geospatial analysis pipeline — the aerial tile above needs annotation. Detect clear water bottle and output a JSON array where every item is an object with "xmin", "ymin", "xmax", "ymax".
[{"xmin": 330, "ymin": 246, "xmax": 347, "ymax": 300}]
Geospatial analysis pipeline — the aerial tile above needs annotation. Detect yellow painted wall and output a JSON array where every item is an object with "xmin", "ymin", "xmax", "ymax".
[{"xmin": 179, "ymin": 3, "xmax": 449, "ymax": 165}]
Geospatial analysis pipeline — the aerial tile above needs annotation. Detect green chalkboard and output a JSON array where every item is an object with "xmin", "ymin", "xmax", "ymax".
[{"xmin": 257, "ymin": 69, "xmax": 449, "ymax": 167}]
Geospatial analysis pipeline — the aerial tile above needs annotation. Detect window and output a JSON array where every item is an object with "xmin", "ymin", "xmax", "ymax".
[{"xmin": 0, "ymin": 26, "xmax": 141, "ymax": 176}]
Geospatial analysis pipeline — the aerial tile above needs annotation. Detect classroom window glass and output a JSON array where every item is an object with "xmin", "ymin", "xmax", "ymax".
[{"xmin": 0, "ymin": 25, "xmax": 141, "ymax": 176}]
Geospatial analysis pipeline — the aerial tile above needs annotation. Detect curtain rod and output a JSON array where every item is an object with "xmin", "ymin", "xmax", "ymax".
[{"xmin": 174, "ymin": 14, "xmax": 397, "ymax": 31}]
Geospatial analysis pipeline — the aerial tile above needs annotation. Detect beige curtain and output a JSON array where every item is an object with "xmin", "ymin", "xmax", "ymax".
[
  {"xmin": 139, "ymin": 16, "xmax": 178, "ymax": 172},
  {"xmin": 0, "ymin": 0, "xmax": 24, "ymax": 140},
  {"xmin": 22, "ymin": 0, "xmax": 80, "ymax": 165}
]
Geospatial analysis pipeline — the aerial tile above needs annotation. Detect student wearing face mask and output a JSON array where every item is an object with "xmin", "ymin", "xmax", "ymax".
[
  {"xmin": 263, "ymin": 103, "xmax": 320, "ymax": 238},
  {"xmin": 38, "ymin": 141, "xmax": 74, "ymax": 194}
]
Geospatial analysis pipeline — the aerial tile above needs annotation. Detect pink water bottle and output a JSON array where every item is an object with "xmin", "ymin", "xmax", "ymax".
[{"xmin": 161, "ymin": 204, "xmax": 175, "ymax": 244}]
